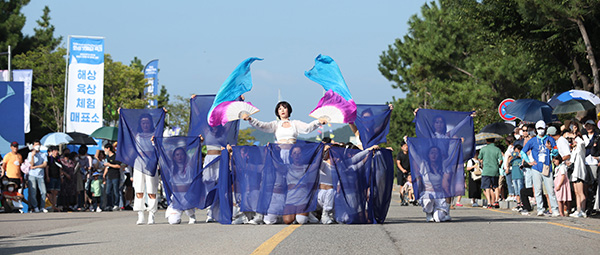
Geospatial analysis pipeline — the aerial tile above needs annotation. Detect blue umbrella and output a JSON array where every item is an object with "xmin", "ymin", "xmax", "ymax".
[
  {"xmin": 504, "ymin": 99, "xmax": 557, "ymax": 123},
  {"xmin": 548, "ymin": 90, "xmax": 600, "ymax": 114}
]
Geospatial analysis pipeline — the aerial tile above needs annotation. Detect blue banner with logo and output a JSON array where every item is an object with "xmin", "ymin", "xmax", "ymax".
[
  {"xmin": 144, "ymin": 60, "xmax": 159, "ymax": 107},
  {"xmin": 0, "ymin": 82, "xmax": 24, "ymax": 154}
]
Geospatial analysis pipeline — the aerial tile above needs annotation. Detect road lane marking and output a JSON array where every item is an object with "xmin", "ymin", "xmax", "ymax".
[
  {"xmin": 251, "ymin": 224, "xmax": 301, "ymax": 255},
  {"xmin": 547, "ymin": 222, "xmax": 600, "ymax": 235},
  {"xmin": 477, "ymin": 208, "xmax": 512, "ymax": 214}
]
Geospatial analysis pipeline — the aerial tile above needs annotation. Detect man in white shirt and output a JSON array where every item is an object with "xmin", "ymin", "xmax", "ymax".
[
  {"xmin": 549, "ymin": 126, "xmax": 571, "ymax": 162},
  {"xmin": 27, "ymin": 140, "xmax": 48, "ymax": 213}
]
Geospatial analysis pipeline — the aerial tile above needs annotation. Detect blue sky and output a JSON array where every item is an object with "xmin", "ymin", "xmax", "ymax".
[{"xmin": 21, "ymin": 1, "xmax": 430, "ymax": 131}]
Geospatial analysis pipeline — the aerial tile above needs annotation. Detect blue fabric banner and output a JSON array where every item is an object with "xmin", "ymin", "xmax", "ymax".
[
  {"xmin": 414, "ymin": 108, "xmax": 474, "ymax": 161},
  {"xmin": 155, "ymin": 136, "xmax": 206, "ymax": 211},
  {"xmin": 355, "ymin": 104, "xmax": 391, "ymax": 148},
  {"xmin": 189, "ymin": 94, "xmax": 239, "ymax": 146},
  {"xmin": 407, "ymin": 137, "xmax": 465, "ymax": 200},
  {"xmin": 217, "ymin": 143, "xmax": 394, "ymax": 224},
  {"xmin": 116, "ymin": 108, "xmax": 165, "ymax": 176},
  {"xmin": 0, "ymin": 82, "xmax": 24, "ymax": 154}
]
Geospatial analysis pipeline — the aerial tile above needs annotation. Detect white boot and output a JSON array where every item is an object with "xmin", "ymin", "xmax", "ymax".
[
  {"xmin": 136, "ymin": 211, "xmax": 145, "ymax": 225},
  {"xmin": 249, "ymin": 213, "xmax": 264, "ymax": 225},
  {"xmin": 148, "ymin": 211, "xmax": 155, "ymax": 225},
  {"xmin": 185, "ymin": 209, "xmax": 196, "ymax": 224},
  {"xmin": 321, "ymin": 210, "xmax": 333, "ymax": 224}
]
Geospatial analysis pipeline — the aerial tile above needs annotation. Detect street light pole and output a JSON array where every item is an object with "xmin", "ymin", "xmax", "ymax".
[{"xmin": 0, "ymin": 45, "xmax": 11, "ymax": 81}]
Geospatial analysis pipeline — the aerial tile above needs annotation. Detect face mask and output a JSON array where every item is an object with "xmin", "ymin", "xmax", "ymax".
[
  {"xmin": 2, "ymin": 180, "xmax": 8, "ymax": 185},
  {"xmin": 34, "ymin": 145, "xmax": 40, "ymax": 151},
  {"xmin": 8, "ymin": 186, "xmax": 14, "ymax": 192},
  {"xmin": 514, "ymin": 134, "xmax": 521, "ymax": 140},
  {"xmin": 537, "ymin": 129, "xmax": 545, "ymax": 136},
  {"xmin": 570, "ymin": 125, "xmax": 575, "ymax": 131}
]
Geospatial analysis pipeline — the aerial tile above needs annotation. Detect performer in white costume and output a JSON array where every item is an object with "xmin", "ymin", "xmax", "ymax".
[
  {"xmin": 132, "ymin": 112, "xmax": 160, "ymax": 225},
  {"xmin": 165, "ymin": 147, "xmax": 197, "ymax": 224},
  {"xmin": 243, "ymin": 101, "xmax": 327, "ymax": 224}
]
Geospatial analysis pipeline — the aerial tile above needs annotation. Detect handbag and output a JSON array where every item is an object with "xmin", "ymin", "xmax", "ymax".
[
  {"xmin": 542, "ymin": 164, "xmax": 550, "ymax": 177},
  {"xmin": 470, "ymin": 159, "xmax": 482, "ymax": 180}
]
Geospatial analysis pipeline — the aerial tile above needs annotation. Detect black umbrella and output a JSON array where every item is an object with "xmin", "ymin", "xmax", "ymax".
[
  {"xmin": 67, "ymin": 132, "xmax": 98, "ymax": 145},
  {"xmin": 480, "ymin": 122, "xmax": 515, "ymax": 135}
]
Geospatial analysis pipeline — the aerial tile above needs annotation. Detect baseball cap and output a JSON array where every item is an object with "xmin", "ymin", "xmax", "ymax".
[
  {"xmin": 535, "ymin": 120, "xmax": 546, "ymax": 129},
  {"xmin": 10, "ymin": 141, "xmax": 18, "ymax": 147},
  {"xmin": 547, "ymin": 126, "xmax": 558, "ymax": 136},
  {"xmin": 585, "ymin": 119, "xmax": 596, "ymax": 126}
]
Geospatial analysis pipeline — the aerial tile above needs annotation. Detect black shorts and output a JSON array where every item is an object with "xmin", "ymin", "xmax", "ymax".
[{"xmin": 481, "ymin": 176, "xmax": 499, "ymax": 190}]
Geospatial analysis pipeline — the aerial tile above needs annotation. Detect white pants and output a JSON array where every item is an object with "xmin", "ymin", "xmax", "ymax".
[
  {"xmin": 420, "ymin": 194, "xmax": 449, "ymax": 222},
  {"xmin": 133, "ymin": 168, "xmax": 158, "ymax": 194},
  {"xmin": 133, "ymin": 169, "xmax": 158, "ymax": 213},
  {"xmin": 318, "ymin": 189, "xmax": 334, "ymax": 212},
  {"xmin": 202, "ymin": 154, "xmax": 220, "ymax": 182}
]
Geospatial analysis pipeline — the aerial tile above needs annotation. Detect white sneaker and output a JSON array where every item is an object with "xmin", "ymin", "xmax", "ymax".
[
  {"xmin": 308, "ymin": 212, "xmax": 319, "ymax": 224},
  {"xmin": 189, "ymin": 216, "xmax": 197, "ymax": 225},
  {"xmin": 426, "ymin": 213, "xmax": 434, "ymax": 222},
  {"xmin": 521, "ymin": 211, "xmax": 530, "ymax": 216},
  {"xmin": 96, "ymin": 207, "xmax": 102, "ymax": 213},
  {"xmin": 205, "ymin": 216, "xmax": 215, "ymax": 223},
  {"xmin": 537, "ymin": 211, "xmax": 545, "ymax": 216},
  {"xmin": 34, "ymin": 208, "xmax": 40, "ymax": 213},
  {"xmin": 442, "ymin": 215, "xmax": 451, "ymax": 222},
  {"xmin": 148, "ymin": 212, "xmax": 155, "ymax": 225},
  {"xmin": 471, "ymin": 202, "xmax": 480, "ymax": 207},
  {"xmin": 136, "ymin": 211, "xmax": 145, "ymax": 225},
  {"xmin": 321, "ymin": 211, "xmax": 333, "ymax": 224},
  {"xmin": 231, "ymin": 216, "xmax": 245, "ymax": 225},
  {"xmin": 42, "ymin": 208, "xmax": 48, "ymax": 213},
  {"xmin": 112, "ymin": 206, "xmax": 119, "ymax": 211},
  {"xmin": 248, "ymin": 214, "xmax": 264, "ymax": 225},
  {"xmin": 551, "ymin": 211, "xmax": 561, "ymax": 217}
]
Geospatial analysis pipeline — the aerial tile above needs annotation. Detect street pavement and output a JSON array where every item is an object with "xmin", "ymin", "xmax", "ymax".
[{"xmin": 1, "ymin": 191, "xmax": 600, "ymax": 254}]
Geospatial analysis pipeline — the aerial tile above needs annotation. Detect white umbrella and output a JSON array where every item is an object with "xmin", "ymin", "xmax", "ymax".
[{"xmin": 40, "ymin": 132, "xmax": 73, "ymax": 146}]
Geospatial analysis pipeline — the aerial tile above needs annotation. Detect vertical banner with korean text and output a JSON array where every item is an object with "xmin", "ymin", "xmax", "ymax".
[
  {"xmin": 66, "ymin": 36, "xmax": 104, "ymax": 134},
  {"xmin": 144, "ymin": 59, "xmax": 158, "ymax": 107}
]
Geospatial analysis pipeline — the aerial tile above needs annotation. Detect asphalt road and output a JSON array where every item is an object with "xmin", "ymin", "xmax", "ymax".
[{"xmin": 1, "ymin": 192, "xmax": 600, "ymax": 255}]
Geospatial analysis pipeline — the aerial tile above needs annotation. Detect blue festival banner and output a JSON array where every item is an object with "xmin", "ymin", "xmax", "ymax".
[
  {"xmin": 0, "ymin": 82, "xmax": 24, "ymax": 154},
  {"xmin": 144, "ymin": 59, "xmax": 159, "ymax": 107}
]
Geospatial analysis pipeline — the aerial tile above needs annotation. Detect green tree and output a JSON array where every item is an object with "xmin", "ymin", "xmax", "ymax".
[
  {"xmin": 237, "ymin": 128, "xmax": 256, "ymax": 145},
  {"xmin": 20, "ymin": 6, "xmax": 62, "ymax": 51},
  {"xmin": 0, "ymin": 0, "xmax": 30, "ymax": 69},
  {"xmin": 13, "ymin": 46, "xmax": 65, "ymax": 133},
  {"xmin": 165, "ymin": 95, "xmax": 190, "ymax": 135},
  {"xmin": 156, "ymin": 85, "xmax": 169, "ymax": 109},
  {"xmin": 103, "ymin": 54, "xmax": 148, "ymax": 126},
  {"xmin": 129, "ymin": 56, "xmax": 144, "ymax": 72}
]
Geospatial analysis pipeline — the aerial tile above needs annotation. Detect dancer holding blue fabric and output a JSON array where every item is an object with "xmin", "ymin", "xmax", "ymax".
[{"xmin": 242, "ymin": 101, "xmax": 327, "ymax": 224}]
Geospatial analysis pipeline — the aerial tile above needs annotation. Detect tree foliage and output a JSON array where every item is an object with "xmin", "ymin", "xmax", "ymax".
[
  {"xmin": 13, "ymin": 46, "xmax": 65, "ymax": 133},
  {"xmin": 165, "ymin": 95, "xmax": 190, "ymax": 135},
  {"xmin": 237, "ymin": 128, "xmax": 256, "ymax": 145},
  {"xmin": 379, "ymin": 0, "xmax": 600, "ymax": 149},
  {"xmin": 103, "ymin": 54, "xmax": 148, "ymax": 126}
]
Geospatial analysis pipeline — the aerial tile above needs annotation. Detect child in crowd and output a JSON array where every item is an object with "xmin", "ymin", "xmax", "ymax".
[
  {"xmin": 553, "ymin": 156, "xmax": 571, "ymax": 216},
  {"xmin": 509, "ymin": 144, "xmax": 524, "ymax": 210},
  {"xmin": 400, "ymin": 174, "xmax": 415, "ymax": 205},
  {"xmin": 90, "ymin": 172, "xmax": 102, "ymax": 212},
  {"xmin": 1, "ymin": 181, "xmax": 29, "ymax": 213}
]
